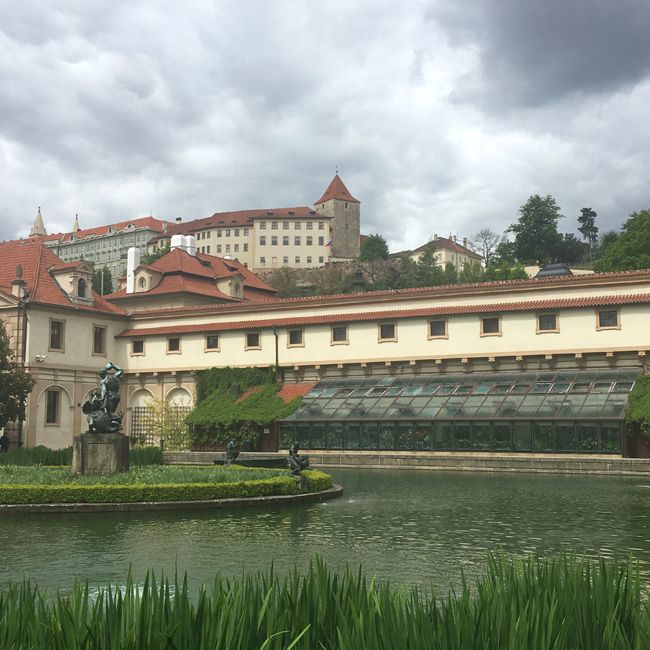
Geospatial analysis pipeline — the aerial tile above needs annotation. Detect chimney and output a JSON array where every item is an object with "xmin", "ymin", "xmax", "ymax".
[
  {"xmin": 170, "ymin": 234, "xmax": 184, "ymax": 249},
  {"xmin": 463, "ymin": 237, "xmax": 468, "ymax": 248},
  {"xmin": 433, "ymin": 233, "xmax": 438, "ymax": 241},
  {"xmin": 11, "ymin": 265, "xmax": 27, "ymax": 299},
  {"xmin": 175, "ymin": 217, "xmax": 182, "ymax": 224},
  {"xmin": 126, "ymin": 247, "xmax": 141, "ymax": 294},
  {"xmin": 185, "ymin": 235, "xmax": 197, "ymax": 256}
]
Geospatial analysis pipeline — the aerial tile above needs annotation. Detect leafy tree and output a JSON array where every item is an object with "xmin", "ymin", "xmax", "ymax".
[
  {"xmin": 415, "ymin": 246, "xmax": 445, "ymax": 286},
  {"xmin": 509, "ymin": 195, "xmax": 563, "ymax": 264},
  {"xmin": 555, "ymin": 233, "xmax": 589, "ymax": 264},
  {"xmin": 577, "ymin": 207, "xmax": 599, "ymax": 250},
  {"xmin": 470, "ymin": 229, "xmax": 503, "ymax": 266},
  {"xmin": 626, "ymin": 376, "xmax": 650, "ymax": 437},
  {"xmin": 458, "ymin": 261, "xmax": 484, "ymax": 283},
  {"xmin": 140, "ymin": 244, "xmax": 170, "ymax": 265},
  {"xmin": 359, "ymin": 234, "xmax": 389, "ymax": 261},
  {"xmin": 595, "ymin": 210, "xmax": 650, "ymax": 271},
  {"xmin": 92, "ymin": 267, "xmax": 113, "ymax": 295},
  {"xmin": 312, "ymin": 264, "xmax": 354, "ymax": 295},
  {"xmin": 491, "ymin": 239, "xmax": 518, "ymax": 267},
  {"xmin": 0, "ymin": 321, "xmax": 35, "ymax": 429},
  {"xmin": 269, "ymin": 267, "xmax": 302, "ymax": 298},
  {"xmin": 395, "ymin": 256, "xmax": 419, "ymax": 289},
  {"xmin": 137, "ymin": 398, "xmax": 190, "ymax": 450}
]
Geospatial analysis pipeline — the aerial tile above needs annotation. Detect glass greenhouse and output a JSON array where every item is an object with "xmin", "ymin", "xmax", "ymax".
[{"xmin": 279, "ymin": 369, "xmax": 639, "ymax": 454}]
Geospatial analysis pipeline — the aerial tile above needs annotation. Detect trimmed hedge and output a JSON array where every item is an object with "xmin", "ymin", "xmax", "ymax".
[
  {"xmin": 0, "ymin": 475, "xmax": 301, "ymax": 505},
  {"xmin": 0, "ymin": 445, "xmax": 163, "ymax": 466},
  {"xmin": 301, "ymin": 469, "xmax": 333, "ymax": 492}
]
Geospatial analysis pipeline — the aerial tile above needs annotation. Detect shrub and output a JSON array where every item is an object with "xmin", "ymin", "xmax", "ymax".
[
  {"xmin": 0, "ymin": 446, "xmax": 73, "ymax": 466},
  {"xmin": 627, "ymin": 376, "xmax": 650, "ymax": 437},
  {"xmin": 195, "ymin": 367, "xmax": 276, "ymax": 402},
  {"xmin": 129, "ymin": 445, "xmax": 163, "ymax": 466},
  {"xmin": 301, "ymin": 469, "xmax": 332, "ymax": 492}
]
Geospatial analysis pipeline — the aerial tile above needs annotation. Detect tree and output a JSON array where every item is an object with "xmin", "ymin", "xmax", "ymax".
[
  {"xmin": 312, "ymin": 265, "xmax": 354, "ymax": 295},
  {"xmin": 92, "ymin": 267, "xmax": 113, "ymax": 295},
  {"xmin": 555, "ymin": 233, "xmax": 589, "ymax": 264},
  {"xmin": 269, "ymin": 266, "xmax": 302, "ymax": 298},
  {"xmin": 577, "ymin": 207, "xmax": 599, "ymax": 250},
  {"xmin": 470, "ymin": 229, "xmax": 503, "ymax": 266},
  {"xmin": 359, "ymin": 234, "xmax": 389, "ymax": 262},
  {"xmin": 140, "ymin": 244, "xmax": 170, "ymax": 265},
  {"xmin": 137, "ymin": 398, "xmax": 190, "ymax": 450},
  {"xmin": 509, "ymin": 195, "xmax": 563, "ymax": 265},
  {"xmin": 0, "ymin": 321, "xmax": 35, "ymax": 429},
  {"xmin": 595, "ymin": 210, "xmax": 650, "ymax": 272}
]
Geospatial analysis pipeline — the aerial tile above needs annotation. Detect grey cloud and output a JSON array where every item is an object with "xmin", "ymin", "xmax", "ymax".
[{"xmin": 434, "ymin": 0, "xmax": 650, "ymax": 108}]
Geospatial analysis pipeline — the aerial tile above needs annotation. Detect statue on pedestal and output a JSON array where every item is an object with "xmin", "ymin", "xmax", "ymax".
[
  {"xmin": 225, "ymin": 438, "xmax": 240, "ymax": 466},
  {"xmin": 83, "ymin": 362, "xmax": 124, "ymax": 433},
  {"xmin": 289, "ymin": 441, "xmax": 309, "ymax": 476}
]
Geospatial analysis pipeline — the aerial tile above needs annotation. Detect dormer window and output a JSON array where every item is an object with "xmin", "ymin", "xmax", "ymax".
[
  {"xmin": 77, "ymin": 278, "xmax": 87, "ymax": 298},
  {"xmin": 138, "ymin": 277, "xmax": 146, "ymax": 290}
]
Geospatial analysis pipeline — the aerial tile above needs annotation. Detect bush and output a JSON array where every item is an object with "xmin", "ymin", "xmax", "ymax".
[
  {"xmin": 301, "ymin": 469, "xmax": 332, "ymax": 492},
  {"xmin": 195, "ymin": 367, "xmax": 276, "ymax": 402},
  {"xmin": 0, "ymin": 446, "xmax": 73, "ymax": 466},
  {"xmin": 627, "ymin": 376, "xmax": 650, "ymax": 437},
  {"xmin": 0, "ymin": 475, "xmax": 301, "ymax": 504},
  {"xmin": 129, "ymin": 445, "xmax": 163, "ymax": 466}
]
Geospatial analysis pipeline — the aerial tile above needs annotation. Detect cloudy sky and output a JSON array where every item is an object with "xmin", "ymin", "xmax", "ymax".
[{"xmin": 2, "ymin": 0, "xmax": 649, "ymax": 251}]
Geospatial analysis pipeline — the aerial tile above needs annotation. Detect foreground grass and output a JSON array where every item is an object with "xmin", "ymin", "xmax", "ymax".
[{"xmin": 0, "ymin": 555, "xmax": 645, "ymax": 649}]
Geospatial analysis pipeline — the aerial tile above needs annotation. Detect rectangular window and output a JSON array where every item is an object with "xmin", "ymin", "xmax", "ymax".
[
  {"xmin": 259, "ymin": 222, "xmax": 266, "ymax": 230},
  {"xmin": 260, "ymin": 236, "xmax": 266, "ymax": 245},
  {"xmin": 206, "ymin": 245, "xmax": 210, "ymax": 253},
  {"xmin": 260, "ymin": 257, "xmax": 266, "ymax": 265},
  {"xmin": 45, "ymin": 390, "xmax": 59, "ymax": 424},
  {"xmin": 49, "ymin": 320, "xmax": 65, "ymax": 351},
  {"xmin": 318, "ymin": 222, "xmax": 324, "ymax": 230},
  {"xmin": 283, "ymin": 236, "xmax": 289, "ymax": 245},
  {"xmin": 271, "ymin": 236, "xmax": 278, "ymax": 246},
  {"xmin": 295, "ymin": 256, "xmax": 300, "ymax": 264},
  {"xmin": 244, "ymin": 229, "xmax": 249, "ymax": 236},
  {"xmin": 379, "ymin": 323, "xmax": 396, "ymax": 341},
  {"xmin": 243, "ymin": 243, "xmax": 248, "ymax": 251},
  {"xmin": 306, "ymin": 222, "xmax": 313, "ymax": 230},
  {"xmin": 217, "ymin": 245, "xmax": 222, "ymax": 253},
  {"xmin": 283, "ymin": 256, "xmax": 289, "ymax": 264},
  {"xmin": 597, "ymin": 309, "xmax": 619, "ymax": 329},
  {"xmin": 234, "ymin": 244, "xmax": 239, "ymax": 252},
  {"xmin": 306, "ymin": 236, "xmax": 313, "ymax": 245},
  {"xmin": 537, "ymin": 313, "xmax": 558, "ymax": 333},
  {"xmin": 295, "ymin": 222, "xmax": 301, "ymax": 230},
  {"xmin": 234, "ymin": 229, "xmax": 239, "ymax": 236},
  {"xmin": 306, "ymin": 256, "xmax": 312, "ymax": 264},
  {"xmin": 295, "ymin": 236, "xmax": 301, "ymax": 245},
  {"xmin": 206, "ymin": 334, "xmax": 220, "ymax": 351},
  {"xmin": 225, "ymin": 229, "xmax": 231, "ymax": 237},
  {"xmin": 217, "ymin": 230, "xmax": 222, "ymax": 237},
  {"xmin": 226, "ymin": 244, "xmax": 231, "ymax": 252},
  {"xmin": 428, "ymin": 319, "xmax": 447, "ymax": 338},
  {"xmin": 245, "ymin": 332, "xmax": 261, "ymax": 349},
  {"xmin": 132, "ymin": 339, "xmax": 144, "ymax": 355},
  {"xmin": 318, "ymin": 256, "xmax": 324, "ymax": 263},
  {"xmin": 283, "ymin": 221, "xmax": 289, "ymax": 229},
  {"xmin": 271, "ymin": 221, "xmax": 278, "ymax": 230},
  {"xmin": 318, "ymin": 236, "xmax": 324, "ymax": 245},
  {"xmin": 93, "ymin": 326, "xmax": 106, "ymax": 355},
  {"xmin": 481, "ymin": 316, "xmax": 501, "ymax": 336},
  {"xmin": 288, "ymin": 329, "xmax": 304, "ymax": 346},
  {"xmin": 167, "ymin": 337, "xmax": 181, "ymax": 353},
  {"xmin": 331, "ymin": 325, "xmax": 348, "ymax": 344}
]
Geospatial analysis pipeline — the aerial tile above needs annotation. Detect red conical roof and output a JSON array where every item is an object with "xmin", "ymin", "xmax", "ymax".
[{"xmin": 314, "ymin": 175, "xmax": 360, "ymax": 205}]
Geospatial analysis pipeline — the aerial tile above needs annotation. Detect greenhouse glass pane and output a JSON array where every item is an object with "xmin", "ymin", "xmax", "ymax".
[
  {"xmin": 472, "ymin": 383, "xmax": 494, "ymax": 395},
  {"xmin": 414, "ymin": 423, "xmax": 431, "ymax": 450},
  {"xmin": 531, "ymin": 383, "xmax": 552, "ymax": 394},
  {"xmin": 577, "ymin": 423, "xmax": 599, "ymax": 451},
  {"xmin": 296, "ymin": 424, "xmax": 311, "ymax": 448},
  {"xmin": 453, "ymin": 423, "xmax": 472, "ymax": 450},
  {"xmin": 536, "ymin": 397, "xmax": 565, "ymax": 418},
  {"xmin": 510, "ymin": 383, "xmax": 531, "ymax": 394},
  {"xmin": 518, "ymin": 395, "xmax": 545, "ymax": 416},
  {"xmin": 474, "ymin": 396, "xmax": 505, "ymax": 417},
  {"xmin": 361, "ymin": 423, "xmax": 378, "ymax": 449},
  {"xmin": 418, "ymin": 385, "xmax": 439, "ymax": 396},
  {"xmin": 613, "ymin": 381, "xmax": 634, "ymax": 393},
  {"xmin": 326, "ymin": 423, "xmax": 343, "ymax": 449},
  {"xmin": 410, "ymin": 397, "xmax": 432, "ymax": 409},
  {"xmin": 556, "ymin": 422, "xmax": 577, "ymax": 451},
  {"xmin": 592, "ymin": 382, "xmax": 613, "ymax": 393},
  {"xmin": 305, "ymin": 389, "xmax": 323, "ymax": 398},
  {"xmin": 493, "ymin": 422, "xmax": 512, "ymax": 450},
  {"xmin": 436, "ymin": 385, "xmax": 458, "ymax": 395},
  {"xmin": 311, "ymin": 423, "xmax": 326, "ymax": 449},
  {"xmin": 549, "ymin": 382, "xmax": 570, "ymax": 394},
  {"xmin": 570, "ymin": 382, "xmax": 591, "ymax": 393},
  {"xmin": 600, "ymin": 424, "xmax": 621, "ymax": 453},
  {"xmin": 580, "ymin": 394, "xmax": 608, "ymax": 417},
  {"xmin": 385, "ymin": 386, "xmax": 403, "ymax": 396},
  {"xmin": 344, "ymin": 423, "xmax": 360, "ymax": 449},
  {"xmin": 453, "ymin": 385, "xmax": 474, "ymax": 395},
  {"xmin": 433, "ymin": 422, "xmax": 452, "ymax": 450},
  {"xmin": 367, "ymin": 387, "xmax": 387, "ymax": 397},
  {"xmin": 377, "ymin": 376, "xmax": 394, "ymax": 386},
  {"xmin": 333, "ymin": 389, "xmax": 354, "ymax": 399},
  {"xmin": 513, "ymin": 422, "xmax": 532, "ymax": 451},
  {"xmin": 420, "ymin": 406, "xmax": 441, "ymax": 418},
  {"xmin": 491, "ymin": 383, "xmax": 514, "ymax": 394},
  {"xmin": 497, "ymin": 396, "xmax": 524, "ymax": 417},
  {"xmin": 601, "ymin": 396, "xmax": 627, "ymax": 418},
  {"xmin": 403, "ymin": 386, "xmax": 422, "ymax": 396},
  {"xmin": 319, "ymin": 387, "xmax": 339, "ymax": 398},
  {"xmin": 378, "ymin": 423, "xmax": 395, "ymax": 449},
  {"xmin": 444, "ymin": 398, "xmax": 466, "ymax": 417},
  {"xmin": 533, "ymin": 422, "xmax": 554, "ymax": 451},
  {"xmin": 472, "ymin": 422, "xmax": 492, "ymax": 450},
  {"xmin": 396, "ymin": 423, "xmax": 414, "ymax": 450},
  {"xmin": 556, "ymin": 395, "xmax": 586, "ymax": 417},
  {"xmin": 279, "ymin": 423, "xmax": 294, "ymax": 448}
]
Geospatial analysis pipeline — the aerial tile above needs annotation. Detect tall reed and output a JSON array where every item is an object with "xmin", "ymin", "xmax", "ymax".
[{"xmin": 0, "ymin": 555, "xmax": 646, "ymax": 649}]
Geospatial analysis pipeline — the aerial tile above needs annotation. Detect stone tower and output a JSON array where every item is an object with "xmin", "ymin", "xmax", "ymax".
[
  {"xmin": 29, "ymin": 207, "xmax": 47, "ymax": 237},
  {"xmin": 314, "ymin": 174, "xmax": 360, "ymax": 259}
]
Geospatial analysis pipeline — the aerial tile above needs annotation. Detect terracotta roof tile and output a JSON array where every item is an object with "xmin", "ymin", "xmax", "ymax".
[
  {"xmin": 116, "ymin": 291, "xmax": 650, "ymax": 337},
  {"xmin": 35, "ymin": 216, "xmax": 165, "ymax": 243},
  {"xmin": 277, "ymin": 383, "xmax": 317, "ymax": 403},
  {"xmin": 235, "ymin": 386, "xmax": 263, "ymax": 403},
  {"xmin": 314, "ymin": 175, "xmax": 360, "ymax": 205}
]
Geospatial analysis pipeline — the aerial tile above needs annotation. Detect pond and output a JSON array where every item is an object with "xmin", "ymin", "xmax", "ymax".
[{"xmin": 2, "ymin": 468, "xmax": 650, "ymax": 593}]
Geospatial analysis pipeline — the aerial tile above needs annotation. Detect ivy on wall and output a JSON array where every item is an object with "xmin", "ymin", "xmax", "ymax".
[
  {"xmin": 188, "ymin": 368, "xmax": 302, "ymax": 446},
  {"xmin": 627, "ymin": 376, "xmax": 650, "ymax": 437}
]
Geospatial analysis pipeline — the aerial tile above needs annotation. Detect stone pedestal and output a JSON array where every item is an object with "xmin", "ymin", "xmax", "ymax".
[{"xmin": 72, "ymin": 432, "xmax": 130, "ymax": 475}]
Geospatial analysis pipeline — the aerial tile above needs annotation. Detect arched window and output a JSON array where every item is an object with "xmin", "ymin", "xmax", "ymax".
[{"xmin": 77, "ymin": 278, "xmax": 87, "ymax": 298}]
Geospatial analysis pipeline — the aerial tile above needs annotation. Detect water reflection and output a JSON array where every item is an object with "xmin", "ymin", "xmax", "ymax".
[{"xmin": 2, "ymin": 469, "xmax": 650, "ymax": 593}]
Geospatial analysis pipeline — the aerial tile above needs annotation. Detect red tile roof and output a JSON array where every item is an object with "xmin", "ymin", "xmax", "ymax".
[
  {"xmin": 0, "ymin": 239, "xmax": 125, "ymax": 315},
  {"xmin": 393, "ymin": 237, "xmax": 481, "ymax": 259},
  {"xmin": 235, "ymin": 386, "xmax": 263, "ymax": 403},
  {"xmin": 160, "ymin": 207, "xmax": 328, "ymax": 237},
  {"xmin": 124, "ymin": 268, "xmax": 650, "ymax": 319},
  {"xmin": 277, "ymin": 383, "xmax": 317, "ymax": 403},
  {"xmin": 314, "ymin": 174, "xmax": 360, "ymax": 205},
  {"xmin": 104, "ymin": 248, "xmax": 276, "ymax": 303},
  {"xmin": 115, "ymin": 291, "xmax": 650, "ymax": 338},
  {"xmin": 35, "ymin": 216, "xmax": 165, "ymax": 243}
]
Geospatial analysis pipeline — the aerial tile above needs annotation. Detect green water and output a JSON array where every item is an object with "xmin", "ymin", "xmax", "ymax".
[{"xmin": 2, "ymin": 468, "xmax": 650, "ymax": 593}]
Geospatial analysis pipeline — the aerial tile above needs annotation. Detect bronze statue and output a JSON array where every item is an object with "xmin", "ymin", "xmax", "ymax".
[
  {"xmin": 289, "ymin": 441, "xmax": 309, "ymax": 476},
  {"xmin": 225, "ymin": 438, "xmax": 240, "ymax": 466},
  {"xmin": 83, "ymin": 362, "xmax": 124, "ymax": 433}
]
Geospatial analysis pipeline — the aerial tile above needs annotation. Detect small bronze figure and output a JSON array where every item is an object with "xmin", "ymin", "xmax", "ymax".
[
  {"xmin": 225, "ymin": 438, "xmax": 240, "ymax": 466},
  {"xmin": 289, "ymin": 441, "xmax": 309, "ymax": 476},
  {"xmin": 83, "ymin": 362, "xmax": 124, "ymax": 433}
]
